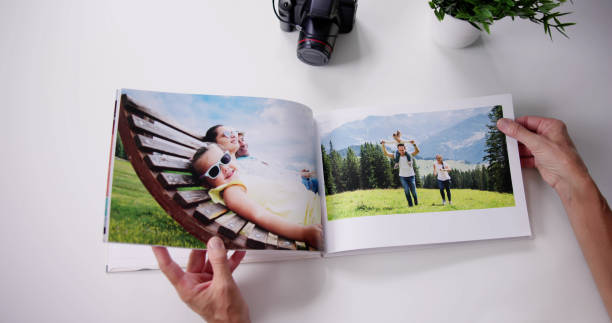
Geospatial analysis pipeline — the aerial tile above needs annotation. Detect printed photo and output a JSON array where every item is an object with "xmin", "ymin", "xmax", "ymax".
[
  {"xmin": 320, "ymin": 105, "xmax": 515, "ymax": 221},
  {"xmin": 107, "ymin": 89, "xmax": 322, "ymax": 250}
]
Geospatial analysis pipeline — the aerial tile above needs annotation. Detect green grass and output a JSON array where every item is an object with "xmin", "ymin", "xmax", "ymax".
[
  {"xmin": 108, "ymin": 158, "xmax": 206, "ymax": 248},
  {"xmin": 326, "ymin": 188, "xmax": 515, "ymax": 221}
]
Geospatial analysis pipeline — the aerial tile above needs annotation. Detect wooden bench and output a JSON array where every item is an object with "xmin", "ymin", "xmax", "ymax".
[{"xmin": 116, "ymin": 94, "xmax": 310, "ymax": 250}]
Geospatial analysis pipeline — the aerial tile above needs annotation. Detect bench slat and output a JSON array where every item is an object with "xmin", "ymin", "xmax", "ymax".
[
  {"xmin": 239, "ymin": 222, "xmax": 256, "ymax": 237},
  {"xmin": 246, "ymin": 225, "xmax": 268, "ymax": 249},
  {"xmin": 130, "ymin": 114, "xmax": 204, "ymax": 149},
  {"xmin": 145, "ymin": 154, "xmax": 191, "ymax": 171},
  {"xmin": 277, "ymin": 237, "xmax": 297, "ymax": 250},
  {"xmin": 174, "ymin": 190, "xmax": 210, "ymax": 207},
  {"xmin": 123, "ymin": 95, "xmax": 204, "ymax": 140},
  {"xmin": 215, "ymin": 212, "xmax": 248, "ymax": 239},
  {"xmin": 136, "ymin": 134, "xmax": 195, "ymax": 159},
  {"xmin": 265, "ymin": 233, "xmax": 279, "ymax": 249},
  {"xmin": 158, "ymin": 173, "xmax": 198, "ymax": 188},
  {"xmin": 296, "ymin": 241, "xmax": 308, "ymax": 250},
  {"xmin": 193, "ymin": 202, "xmax": 228, "ymax": 224}
]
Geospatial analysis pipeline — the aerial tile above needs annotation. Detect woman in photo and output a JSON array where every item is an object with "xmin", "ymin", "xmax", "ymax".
[
  {"xmin": 203, "ymin": 125, "xmax": 240, "ymax": 158},
  {"xmin": 433, "ymin": 154, "xmax": 452, "ymax": 205}
]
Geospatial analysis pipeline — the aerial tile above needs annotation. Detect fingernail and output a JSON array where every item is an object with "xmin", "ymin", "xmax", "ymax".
[
  {"xmin": 497, "ymin": 118, "xmax": 510, "ymax": 130},
  {"xmin": 208, "ymin": 236, "xmax": 223, "ymax": 250}
]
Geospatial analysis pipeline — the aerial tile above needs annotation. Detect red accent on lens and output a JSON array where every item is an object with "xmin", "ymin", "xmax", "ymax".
[{"xmin": 298, "ymin": 38, "xmax": 333, "ymax": 53}]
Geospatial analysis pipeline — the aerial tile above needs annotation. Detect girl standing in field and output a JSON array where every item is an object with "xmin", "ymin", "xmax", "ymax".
[{"xmin": 433, "ymin": 154, "xmax": 452, "ymax": 205}]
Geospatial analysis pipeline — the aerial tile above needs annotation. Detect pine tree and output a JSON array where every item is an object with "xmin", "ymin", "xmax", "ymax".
[
  {"xmin": 372, "ymin": 146, "xmax": 393, "ymax": 188},
  {"xmin": 484, "ymin": 106, "xmax": 513, "ymax": 193},
  {"xmin": 480, "ymin": 164, "xmax": 489, "ymax": 191},
  {"xmin": 321, "ymin": 145, "xmax": 336, "ymax": 195},
  {"xmin": 413, "ymin": 160, "xmax": 422, "ymax": 188},
  {"xmin": 424, "ymin": 173, "xmax": 436, "ymax": 189},
  {"xmin": 344, "ymin": 147, "xmax": 360, "ymax": 191},
  {"xmin": 360, "ymin": 143, "xmax": 376, "ymax": 189},
  {"xmin": 328, "ymin": 141, "xmax": 345, "ymax": 193}
]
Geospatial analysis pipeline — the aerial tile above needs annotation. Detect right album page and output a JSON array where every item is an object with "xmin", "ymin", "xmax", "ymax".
[{"xmin": 316, "ymin": 94, "xmax": 531, "ymax": 254}]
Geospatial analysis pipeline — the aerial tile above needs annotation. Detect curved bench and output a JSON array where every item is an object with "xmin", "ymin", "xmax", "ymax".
[{"xmin": 116, "ymin": 94, "xmax": 310, "ymax": 250}]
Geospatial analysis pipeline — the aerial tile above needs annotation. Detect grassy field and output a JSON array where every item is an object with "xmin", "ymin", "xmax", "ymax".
[
  {"xmin": 108, "ymin": 158, "xmax": 206, "ymax": 249},
  {"xmin": 325, "ymin": 188, "xmax": 515, "ymax": 221}
]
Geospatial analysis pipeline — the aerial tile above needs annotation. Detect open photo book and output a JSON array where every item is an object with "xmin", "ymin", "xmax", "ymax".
[{"xmin": 104, "ymin": 89, "xmax": 530, "ymax": 272}]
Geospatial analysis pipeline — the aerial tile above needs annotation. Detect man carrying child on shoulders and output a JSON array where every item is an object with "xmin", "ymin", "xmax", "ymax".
[{"xmin": 381, "ymin": 130, "xmax": 420, "ymax": 207}]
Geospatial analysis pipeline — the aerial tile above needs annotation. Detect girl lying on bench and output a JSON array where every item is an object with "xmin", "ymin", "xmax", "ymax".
[{"xmin": 190, "ymin": 143, "xmax": 323, "ymax": 249}]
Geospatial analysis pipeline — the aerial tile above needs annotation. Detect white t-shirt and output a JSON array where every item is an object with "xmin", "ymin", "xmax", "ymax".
[
  {"xmin": 398, "ymin": 155, "xmax": 415, "ymax": 177},
  {"xmin": 434, "ymin": 161, "xmax": 451, "ymax": 181}
]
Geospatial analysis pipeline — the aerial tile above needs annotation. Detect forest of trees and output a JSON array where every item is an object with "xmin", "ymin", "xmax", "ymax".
[
  {"xmin": 321, "ymin": 141, "xmax": 421, "ymax": 195},
  {"xmin": 321, "ymin": 105, "xmax": 513, "ymax": 195}
]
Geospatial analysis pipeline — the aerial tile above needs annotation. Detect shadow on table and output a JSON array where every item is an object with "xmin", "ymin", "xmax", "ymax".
[{"xmin": 237, "ymin": 256, "xmax": 327, "ymax": 321}]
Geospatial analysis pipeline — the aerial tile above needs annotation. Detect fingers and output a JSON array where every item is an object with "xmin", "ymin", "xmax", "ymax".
[
  {"xmin": 206, "ymin": 236, "xmax": 232, "ymax": 283},
  {"xmin": 497, "ymin": 118, "xmax": 542, "ymax": 151},
  {"xmin": 518, "ymin": 143, "xmax": 533, "ymax": 158},
  {"xmin": 520, "ymin": 156, "xmax": 536, "ymax": 168},
  {"xmin": 515, "ymin": 116, "xmax": 549, "ymax": 133},
  {"xmin": 152, "ymin": 246, "xmax": 185, "ymax": 286},
  {"xmin": 187, "ymin": 249, "xmax": 207, "ymax": 273},
  {"xmin": 228, "ymin": 251, "xmax": 247, "ymax": 273}
]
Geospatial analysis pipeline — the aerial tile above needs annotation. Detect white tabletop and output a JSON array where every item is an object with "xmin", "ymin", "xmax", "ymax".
[{"xmin": 1, "ymin": 0, "xmax": 611, "ymax": 322}]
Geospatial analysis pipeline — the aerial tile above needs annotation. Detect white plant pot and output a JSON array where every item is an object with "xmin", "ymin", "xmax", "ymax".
[{"xmin": 430, "ymin": 12, "xmax": 481, "ymax": 48}]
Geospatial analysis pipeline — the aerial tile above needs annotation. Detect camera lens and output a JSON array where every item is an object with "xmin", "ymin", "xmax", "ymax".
[{"xmin": 297, "ymin": 18, "xmax": 339, "ymax": 66}]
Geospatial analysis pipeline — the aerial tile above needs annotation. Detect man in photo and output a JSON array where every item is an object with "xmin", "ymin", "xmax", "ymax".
[{"xmin": 381, "ymin": 138, "xmax": 420, "ymax": 207}]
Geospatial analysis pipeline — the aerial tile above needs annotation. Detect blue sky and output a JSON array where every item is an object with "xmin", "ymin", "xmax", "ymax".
[{"xmin": 122, "ymin": 89, "xmax": 318, "ymax": 172}]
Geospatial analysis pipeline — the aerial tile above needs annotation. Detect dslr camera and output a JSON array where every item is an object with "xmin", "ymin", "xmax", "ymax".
[{"xmin": 276, "ymin": 0, "xmax": 357, "ymax": 66}]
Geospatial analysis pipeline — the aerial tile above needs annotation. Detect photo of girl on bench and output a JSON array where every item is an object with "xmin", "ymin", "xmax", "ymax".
[{"xmin": 190, "ymin": 143, "xmax": 323, "ymax": 249}]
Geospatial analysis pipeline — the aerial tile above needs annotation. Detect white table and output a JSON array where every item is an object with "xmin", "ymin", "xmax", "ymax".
[{"xmin": 1, "ymin": 1, "xmax": 611, "ymax": 322}]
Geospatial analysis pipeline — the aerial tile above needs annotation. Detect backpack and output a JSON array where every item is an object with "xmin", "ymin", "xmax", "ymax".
[{"xmin": 394, "ymin": 150, "xmax": 412, "ymax": 163}]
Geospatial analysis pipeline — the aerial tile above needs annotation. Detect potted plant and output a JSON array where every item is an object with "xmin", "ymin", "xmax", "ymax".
[{"xmin": 429, "ymin": 0, "xmax": 575, "ymax": 48}]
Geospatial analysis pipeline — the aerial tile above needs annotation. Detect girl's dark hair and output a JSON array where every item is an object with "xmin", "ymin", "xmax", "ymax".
[
  {"xmin": 190, "ymin": 144, "xmax": 214, "ymax": 185},
  {"xmin": 203, "ymin": 125, "xmax": 223, "ymax": 143}
]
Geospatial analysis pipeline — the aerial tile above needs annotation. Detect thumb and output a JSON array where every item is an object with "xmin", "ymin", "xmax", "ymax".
[
  {"xmin": 497, "ymin": 118, "xmax": 542, "ymax": 151},
  {"xmin": 207, "ymin": 236, "xmax": 232, "ymax": 282}
]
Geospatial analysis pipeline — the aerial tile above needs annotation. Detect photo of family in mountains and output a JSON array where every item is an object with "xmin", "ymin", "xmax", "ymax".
[{"xmin": 321, "ymin": 105, "xmax": 515, "ymax": 221}]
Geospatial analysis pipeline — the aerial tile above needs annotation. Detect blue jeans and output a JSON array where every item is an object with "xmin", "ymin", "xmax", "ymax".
[
  {"xmin": 399, "ymin": 176, "xmax": 418, "ymax": 206},
  {"xmin": 437, "ymin": 179, "xmax": 451, "ymax": 202}
]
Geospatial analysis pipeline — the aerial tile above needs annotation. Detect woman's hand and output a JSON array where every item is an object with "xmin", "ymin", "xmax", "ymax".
[
  {"xmin": 152, "ymin": 237, "xmax": 250, "ymax": 323},
  {"xmin": 499, "ymin": 116, "xmax": 612, "ymax": 318},
  {"xmin": 496, "ymin": 116, "xmax": 589, "ymax": 198}
]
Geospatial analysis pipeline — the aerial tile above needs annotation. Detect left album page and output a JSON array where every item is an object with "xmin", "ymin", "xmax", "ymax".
[{"xmin": 103, "ymin": 89, "xmax": 323, "ymax": 257}]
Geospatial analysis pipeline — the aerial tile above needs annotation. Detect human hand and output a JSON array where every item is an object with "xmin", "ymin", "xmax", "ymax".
[
  {"xmin": 408, "ymin": 140, "xmax": 415, "ymax": 145},
  {"xmin": 380, "ymin": 140, "xmax": 386, "ymax": 144},
  {"xmin": 496, "ymin": 116, "xmax": 589, "ymax": 194},
  {"xmin": 152, "ymin": 237, "xmax": 250, "ymax": 323},
  {"xmin": 304, "ymin": 224, "xmax": 323, "ymax": 250}
]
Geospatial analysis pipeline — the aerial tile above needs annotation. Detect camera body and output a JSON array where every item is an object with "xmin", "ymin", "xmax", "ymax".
[{"xmin": 278, "ymin": 0, "xmax": 357, "ymax": 66}]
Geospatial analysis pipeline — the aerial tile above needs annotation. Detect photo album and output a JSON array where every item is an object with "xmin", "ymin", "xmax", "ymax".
[{"xmin": 103, "ymin": 89, "xmax": 530, "ymax": 271}]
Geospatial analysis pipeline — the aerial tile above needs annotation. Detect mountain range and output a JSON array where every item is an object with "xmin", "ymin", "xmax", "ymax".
[{"xmin": 323, "ymin": 108, "xmax": 493, "ymax": 164}]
